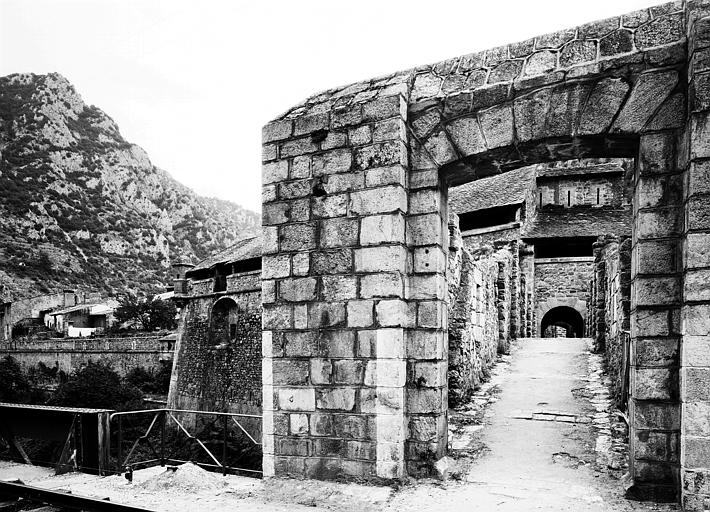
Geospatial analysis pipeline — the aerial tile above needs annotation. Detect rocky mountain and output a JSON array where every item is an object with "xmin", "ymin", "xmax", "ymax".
[{"xmin": 0, "ymin": 73, "xmax": 259, "ymax": 300}]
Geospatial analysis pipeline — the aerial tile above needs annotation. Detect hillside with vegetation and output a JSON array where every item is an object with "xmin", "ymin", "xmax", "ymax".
[{"xmin": 0, "ymin": 73, "xmax": 259, "ymax": 300}]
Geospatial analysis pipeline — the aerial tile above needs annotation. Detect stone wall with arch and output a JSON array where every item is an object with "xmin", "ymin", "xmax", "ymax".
[{"xmin": 262, "ymin": 2, "xmax": 710, "ymax": 505}]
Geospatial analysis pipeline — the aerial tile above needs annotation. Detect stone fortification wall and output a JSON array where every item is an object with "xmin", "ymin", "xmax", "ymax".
[
  {"xmin": 447, "ymin": 216, "xmax": 514, "ymax": 406},
  {"xmin": 0, "ymin": 335, "xmax": 173, "ymax": 377},
  {"xmin": 168, "ymin": 286, "xmax": 262, "ymax": 416},
  {"xmin": 588, "ymin": 236, "xmax": 631, "ymax": 405}
]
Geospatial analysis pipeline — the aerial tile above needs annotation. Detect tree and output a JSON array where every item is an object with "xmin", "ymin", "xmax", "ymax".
[
  {"xmin": 0, "ymin": 356, "xmax": 30, "ymax": 403},
  {"xmin": 114, "ymin": 294, "xmax": 177, "ymax": 331},
  {"xmin": 51, "ymin": 361, "xmax": 142, "ymax": 411}
]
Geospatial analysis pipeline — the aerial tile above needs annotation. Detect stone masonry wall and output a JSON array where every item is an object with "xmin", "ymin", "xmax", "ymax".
[
  {"xmin": 447, "ymin": 216, "xmax": 507, "ymax": 407},
  {"xmin": 262, "ymin": 0, "xmax": 707, "ymax": 495},
  {"xmin": 680, "ymin": 7, "xmax": 710, "ymax": 510},
  {"xmin": 0, "ymin": 336, "xmax": 174, "ymax": 377}
]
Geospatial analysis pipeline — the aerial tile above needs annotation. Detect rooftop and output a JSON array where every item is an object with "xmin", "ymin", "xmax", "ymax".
[
  {"xmin": 188, "ymin": 236, "xmax": 262, "ymax": 273},
  {"xmin": 449, "ymin": 166, "xmax": 535, "ymax": 215}
]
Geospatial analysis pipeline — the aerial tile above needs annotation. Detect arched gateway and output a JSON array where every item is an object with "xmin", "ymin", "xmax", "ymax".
[{"xmin": 262, "ymin": 3, "xmax": 710, "ymax": 506}]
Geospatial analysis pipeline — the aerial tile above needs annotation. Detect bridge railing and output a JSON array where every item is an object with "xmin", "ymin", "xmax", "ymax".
[{"xmin": 109, "ymin": 408, "xmax": 262, "ymax": 477}]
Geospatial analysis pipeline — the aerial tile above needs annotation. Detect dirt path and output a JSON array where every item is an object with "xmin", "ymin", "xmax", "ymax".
[{"xmin": 386, "ymin": 338, "xmax": 675, "ymax": 511}]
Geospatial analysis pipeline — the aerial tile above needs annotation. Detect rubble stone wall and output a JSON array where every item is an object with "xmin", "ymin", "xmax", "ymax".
[
  {"xmin": 447, "ymin": 217, "xmax": 509, "ymax": 407},
  {"xmin": 168, "ymin": 283, "xmax": 262, "ymax": 416},
  {"xmin": 0, "ymin": 336, "xmax": 173, "ymax": 377},
  {"xmin": 588, "ymin": 236, "xmax": 632, "ymax": 403}
]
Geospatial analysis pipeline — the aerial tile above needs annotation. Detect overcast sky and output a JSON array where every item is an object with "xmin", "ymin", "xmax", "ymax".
[{"xmin": 1, "ymin": 0, "xmax": 664, "ymax": 212}]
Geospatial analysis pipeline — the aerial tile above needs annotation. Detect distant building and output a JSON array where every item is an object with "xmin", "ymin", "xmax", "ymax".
[
  {"xmin": 47, "ymin": 299, "xmax": 119, "ymax": 337},
  {"xmin": 0, "ymin": 290, "xmax": 98, "ymax": 342}
]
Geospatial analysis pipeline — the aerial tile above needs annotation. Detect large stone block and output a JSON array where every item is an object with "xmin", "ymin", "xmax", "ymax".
[
  {"xmin": 354, "ymin": 141, "xmax": 407, "ymax": 170},
  {"xmin": 273, "ymin": 359, "xmax": 310, "ymax": 386},
  {"xmin": 263, "ymin": 120, "xmax": 293, "ymax": 143},
  {"xmin": 312, "ymin": 194, "xmax": 348, "ymax": 219},
  {"xmin": 612, "ymin": 70, "xmax": 678, "ymax": 133},
  {"xmin": 294, "ymin": 112, "xmax": 329, "ymax": 136},
  {"xmin": 634, "ymin": 276, "xmax": 680, "ymax": 306},
  {"xmin": 278, "ymin": 388, "xmax": 316, "ymax": 412},
  {"xmin": 375, "ymin": 300, "xmax": 415, "ymax": 328},
  {"xmin": 685, "ymin": 270, "xmax": 710, "ymax": 302},
  {"xmin": 407, "ymin": 214, "xmax": 443, "ymax": 247},
  {"xmin": 310, "ymin": 359, "xmax": 332, "ymax": 385},
  {"xmin": 683, "ymin": 437, "xmax": 710, "ymax": 469},
  {"xmin": 349, "ymin": 186, "xmax": 407, "ymax": 216},
  {"xmin": 639, "ymin": 132, "xmax": 677, "ymax": 175},
  {"xmin": 683, "ymin": 336, "xmax": 710, "ymax": 367},
  {"xmin": 683, "ymin": 305, "xmax": 710, "ymax": 336},
  {"xmin": 360, "ymin": 214, "xmax": 405, "ymax": 246},
  {"xmin": 686, "ymin": 233, "xmax": 710, "ymax": 269},
  {"xmin": 321, "ymin": 275, "xmax": 358, "ymax": 301},
  {"xmin": 263, "ymin": 305, "xmax": 293, "ymax": 330},
  {"xmin": 360, "ymin": 273, "xmax": 404, "ymax": 298},
  {"xmin": 311, "ymin": 249, "xmax": 353, "ymax": 275},
  {"xmin": 347, "ymin": 300, "xmax": 374, "ymax": 328},
  {"xmin": 280, "ymin": 224, "xmax": 317, "ymax": 252},
  {"xmin": 413, "ymin": 246, "xmax": 446, "ymax": 274},
  {"xmin": 279, "ymin": 277, "xmax": 317, "ymax": 302},
  {"xmin": 634, "ymin": 13, "xmax": 684, "ymax": 49},
  {"xmin": 263, "ymin": 161, "xmax": 289, "ymax": 185},
  {"xmin": 633, "ymin": 401, "xmax": 680, "ymax": 430},
  {"xmin": 320, "ymin": 217, "xmax": 359, "ymax": 248},
  {"xmin": 514, "ymin": 88, "xmax": 551, "ymax": 141},
  {"xmin": 684, "ymin": 402, "xmax": 710, "ymax": 436},
  {"xmin": 312, "ymin": 149, "xmax": 353, "ymax": 176},
  {"xmin": 307, "ymin": 302, "xmax": 346, "ymax": 328},
  {"xmin": 447, "ymin": 116, "xmax": 486, "ymax": 155},
  {"xmin": 683, "ymin": 368, "xmax": 710, "ymax": 402},
  {"xmin": 317, "ymin": 388, "xmax": 356, "ymax": 411},
  {"xmin": 634, "ymin": 430, "xmax": 679, "ymax": 462},
  {"xmin": 633, "ymin": 368, "xmax": 676, "ymax": 400},
  {"xmin": 478, "ymin": 105, "xmax": 514, "ymax": 148},
  {"xmin": 333, "ymin": 360, "xmax": 365, "ymax": 385},
  {"xmin": 354, "ymin": 246, "xmax": 407, "ymax": 273},
  {"xmin": 364, "ymin": 165, "xmax": 406, "ymax": 188}
]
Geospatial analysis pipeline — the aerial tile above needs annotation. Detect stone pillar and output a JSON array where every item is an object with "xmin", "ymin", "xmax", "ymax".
[
  {"xmin": 404, "ymin": 134, "xmax": 449, "ymax": 478},
  {"xmin": 629, "ymin": 129, "xmax": 685, "ymax": 498},
  {"xmin": 261, "ymin": 88, "xmax": 448, "ymax": 480},
  {"xmin": 261, "ymin": 92, "xmax": 413, "ymax": 480},
  {"xmin": 680, "ymin": 7, "xmax": 710, "ymax": 510}
]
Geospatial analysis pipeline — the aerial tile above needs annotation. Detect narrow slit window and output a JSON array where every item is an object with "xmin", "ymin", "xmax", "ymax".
[
  {"xmin": 567, "ymin": 190, "xmax": 571, "ymax": 207},
  {"xmin": 539, "ymin": 192, "xmax": 543, "ymax": 207},
  {"xmin": 596, "ymin": 187, "xmax": 601, "ymax": 205}
]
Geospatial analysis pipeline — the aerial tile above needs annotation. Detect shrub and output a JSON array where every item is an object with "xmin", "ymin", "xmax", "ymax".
[{"xmin": 51, "ymin": 361, "xmax": 142, "ymax": 411}]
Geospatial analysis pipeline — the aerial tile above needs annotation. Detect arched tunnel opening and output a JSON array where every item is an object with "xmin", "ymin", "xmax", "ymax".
[{"xmin": 541, "ymin": 306, "xmax": 584, "ymax": 338}]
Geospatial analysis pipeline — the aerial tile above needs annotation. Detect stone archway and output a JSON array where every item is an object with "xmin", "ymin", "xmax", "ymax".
[
  {"xmin": 536, "ymin": 298, "xmax": 587, "ymax": 337},
  {"xmin": 541, "ymin": 306, "xmax": 585, "ymax": 338},
  {"xmin": 262, "ymin": 3, "xmax": 710, "ymax": 505}
]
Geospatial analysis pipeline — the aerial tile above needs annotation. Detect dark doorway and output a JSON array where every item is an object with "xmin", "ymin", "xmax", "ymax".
[{"xmin": 541, "ymin": 306, "xmax": 584, "ymax": 338}]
